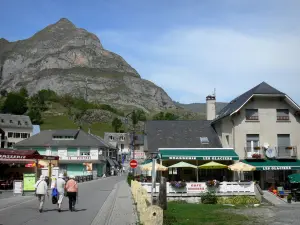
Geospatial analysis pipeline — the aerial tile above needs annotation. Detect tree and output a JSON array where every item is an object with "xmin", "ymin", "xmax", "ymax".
[
  {"xmin": 28, "ymin": 108, "xmax": 43, "ymax": 124},
  {"xmin": 19, "ymin": 87, "xmax": 28, "ymax": 98},
  {"xmin": 152, "ymin": 111, "xmax": 179, "ymax": 120},
  {"xmin": 112, "ymin": 117, "xmax": 123, "ymax": 132},
  {"xmin": 0, "ymin": 90, "xmax": 7, "ymax": 97},
  {"xmin": 136, "ymin": 109, "xmax": 147, "ymax": 121},
  {"xmin": 2, "ymin": 92, "xmax": 28, "ymax": 115}
]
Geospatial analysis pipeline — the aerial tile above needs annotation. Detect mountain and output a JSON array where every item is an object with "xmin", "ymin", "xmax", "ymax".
[
  {"xmin": 0, "ymin": 18, "xmax": 175, "ymax": 112},
  {"xmin": 174, "ymin": 101, "xmax": 228, "ymax": 115}
]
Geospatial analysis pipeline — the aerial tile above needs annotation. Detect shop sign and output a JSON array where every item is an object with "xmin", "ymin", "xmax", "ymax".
[
  {"xmin": 186, "ymin": 183, "xmax": 207, "ymax": 193},
  {"xmin": 262, "ymin": 166, "xmax": 292, "ymax": 170},
  {"xmin": 23, "ymin": 173, "xmax": 36, "ymax": 191},
  {"xmin": 60, "ymin": 155, "xmax": 98, "ymax": 160},
  {"xmin": 0, "ymin": 154, "xmax": 26, "ymax": 159},
  {"xmin": 202, "ymin": 157, "xmax": 233, "ymax": 160},
  {"xmin": 13, "ymin": 180, "xmax": 23, "ymax": 195},
  {"xmin": 169, "ymin": 157, "xmax": 196, "ymax": 160}
]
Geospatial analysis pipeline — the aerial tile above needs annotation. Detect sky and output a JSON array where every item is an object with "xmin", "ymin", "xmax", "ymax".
[{"xmin": 1, "ymin": 0, "xmax": 300, "ymax": 104}]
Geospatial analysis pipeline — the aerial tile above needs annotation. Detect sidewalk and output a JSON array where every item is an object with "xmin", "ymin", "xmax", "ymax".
[
  {"xmin": 108, "ymin": 181, "xmax": 138, "ymax": 225},
  {"xmin": 91, "ymin": 180, "xmax": 138, "ymax": 225}
]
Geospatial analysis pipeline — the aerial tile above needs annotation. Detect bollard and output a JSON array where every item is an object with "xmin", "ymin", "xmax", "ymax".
[{"xmin": 142, "ymin": 205, "xmax": 163, "ymax": 225}]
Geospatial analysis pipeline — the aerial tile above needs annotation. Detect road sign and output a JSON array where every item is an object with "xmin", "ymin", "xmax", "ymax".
[{"xmin": 130, "ymin": 159, "xmax": 138, "ymax": 168}]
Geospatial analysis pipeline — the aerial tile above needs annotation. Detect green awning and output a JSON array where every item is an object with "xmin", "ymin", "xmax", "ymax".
[
  {"xmin": 159, "ymin": 148, "xmax": 239, "ymax": 160},
  {"xmin": 243, "ymin": 159, "xmax": 300, "ymax": 171},
  {"xmin": 288, "ymin": 173, "xmax": 300, "ymax": 183}
]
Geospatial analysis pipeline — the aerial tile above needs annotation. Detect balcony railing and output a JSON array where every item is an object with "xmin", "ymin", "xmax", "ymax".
[
  {"xmin": 245, "ymin": 116, "xmax": 259, "ymax": 121},
  {"xmin": 276, "ymin": 146, "xmax": 297, "ymax": 159},
  {"xmin": 244, "ymin": 147, "xmax": 265, "ymax": 159},
  {"xmin": 277, "ymin": 116, "xmax": 290, "ymax": 121},
  {"xmin": 244, "ymin": 146, "xmax": 297, "ymax": 159}
]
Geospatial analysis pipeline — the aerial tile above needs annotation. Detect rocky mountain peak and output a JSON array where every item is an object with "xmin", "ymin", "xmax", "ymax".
[{"xmin": 0, "ymin": 18, "xmax": 176, "ymax": 112}]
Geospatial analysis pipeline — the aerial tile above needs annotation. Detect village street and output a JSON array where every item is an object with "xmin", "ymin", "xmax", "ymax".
[{"xmin": 0, "ymin": 176, "xmax": 133, "ymax": 225}]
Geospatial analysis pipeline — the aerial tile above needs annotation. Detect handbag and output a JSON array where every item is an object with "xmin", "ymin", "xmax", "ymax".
[{"xmin": 52, "ymin": 196, "xmax": 58, "ymax": 204}]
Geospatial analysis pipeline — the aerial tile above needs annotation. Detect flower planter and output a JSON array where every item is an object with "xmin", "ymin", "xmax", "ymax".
[{"xmin": 286, "ymin": 147, "xmax": 293, "ymax": 150}]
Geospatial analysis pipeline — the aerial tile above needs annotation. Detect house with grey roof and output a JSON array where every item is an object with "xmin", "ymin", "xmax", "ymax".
[
  {"xmin": 144, "ymin": 82, "xmax": 300, "ymax": 187},
  {"xmin": 104, "ymin": 132, "xmax": 145, "ymax": 162},
  {"xmin": 14, "ymin": 129, "xmax": 118, "ymax": 177},
  {"xmin": 210, "ymin": 82, "xmax": 300, "ymax": 189},
  {"xmin": 0, "ymin": 114, "xmax": 33, "ymax": 148}
]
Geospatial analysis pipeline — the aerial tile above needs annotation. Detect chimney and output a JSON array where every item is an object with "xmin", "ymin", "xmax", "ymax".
[{"xmin": 206, "ymin": 92, "xmax": 216, "ymax": 120}]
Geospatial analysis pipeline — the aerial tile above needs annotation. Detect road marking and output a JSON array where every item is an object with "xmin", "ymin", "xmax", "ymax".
[{"xmin": 0, "ymin": 197, "xmax": 35, "ymax": 212}]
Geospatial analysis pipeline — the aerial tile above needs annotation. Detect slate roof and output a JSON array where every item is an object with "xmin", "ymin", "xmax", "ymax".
[
  {"xmin": 14, "ymin": 129, "xmax": 111, "ymax": 148},
  {"xmin": 213, "ymin": 82, "xmax": 285, "ymax": 123},
  {"xmin": 144, "ymin": 120, "xmax": 222, "ymax": 152},
  {"xmin": 53, "ymin": 129, "xmax": 79, "ymax": 137},
  {"xmin": 0, "ymin": 114, "xmax": 33, "ymax": 129}
]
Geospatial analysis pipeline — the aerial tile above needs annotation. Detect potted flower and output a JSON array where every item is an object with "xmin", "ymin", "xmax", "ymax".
[
  {"xmin": 206, "ymin": 180, "xmax": 220, "ymax": 187},
  {"xmin": 287, "ymin": 194, "xmax": 292, "ymax": 203},
  {"xmin": 252, "ymin": 153, "xmax": 262, "ymax": 159},
  {"xmin": 170, "ymin": 181, "xmax": 187, "ymax": 189}
]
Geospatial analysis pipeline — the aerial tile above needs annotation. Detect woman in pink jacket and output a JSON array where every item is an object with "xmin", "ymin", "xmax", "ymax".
[{"xmin": 65, "ymin": 175, "xmax": 78, "ymax": 211}]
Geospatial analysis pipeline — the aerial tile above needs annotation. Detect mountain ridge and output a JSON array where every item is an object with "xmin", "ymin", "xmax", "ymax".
[{"xmin": 0, "ymin": 18, "xmax": 175, "ymax": 112}]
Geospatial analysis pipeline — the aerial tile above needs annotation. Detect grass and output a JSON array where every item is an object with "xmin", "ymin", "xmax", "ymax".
[
  {"xmin": 163, "ymin": 202, "xmax": 252, "ymax": 225},
  {"xmin": 40, "ymin": 115, "xmax": 114, "ymax": 137}
]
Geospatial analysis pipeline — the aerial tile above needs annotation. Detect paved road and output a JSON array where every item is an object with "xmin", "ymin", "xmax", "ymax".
[{"xmin": 0, "ymin": 176, "xmax": 124, "ymax": 225}]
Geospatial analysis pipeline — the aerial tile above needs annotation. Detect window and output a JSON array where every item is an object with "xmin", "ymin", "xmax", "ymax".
[
  {"xmin": 21, "ymin": 133, "xmax": 29, "ymax": 138},
  {"xmin": 18, "ymin": 121, "xmax": 21, "ymax": 125},
  {"xmin": 226, "ymin": 135, "xmax": 230, "ymax": 146},
  {"xmin": 15, "ymin": 133, "xmax": 20, "ymax": 138},
  {"xmin": 277, "ymin": 109, "xmax": 289, "ymax": 121},
  {"xmin": 25, "ymin": 121, "xmax": 28, "ymax": 125},
  {"xmin": 80, "ymin": 152, "xmax": 90, "ymax": 156},
  {"xmin": 245, "ymin": 109, "xmax": 259, "ymax": 120},
  {"xmin": 7, "ymin": 142, "xmax": 14, "ymax": 148},
  {"xmin": 1, "ymin": 119, "xmax": 3, "ymax": 123},
  {"xmin": 9, "ymin": 120, "xmax": 13, "ymax": 123},
  {"xmin": 200, "ymin": 137, "xmax": 209, "ymax": 144},
  {"xmin": 246, "ymin": 134, "xmax": 260, "ymax": 158},
  {"xmin": 119, "ymin": 136, "xmax": 125, "ymax": 141},
  {"xmin": 109, "ymin": 136, "xmax": 114, "ymax": 141},
  {"xmin": 121, "ymin": 144, "xmax": 124, "ymax": 149},
  {"xmin": 8, "ymin": 132, "xmax": 13, "ymax": 138},
  {"xmin": 277, "ymin": 134, "xmax": 291, "ymax": 158}
]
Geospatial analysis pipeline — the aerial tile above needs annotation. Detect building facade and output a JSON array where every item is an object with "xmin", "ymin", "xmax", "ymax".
[
  {"xmin": 211, "ymin": 82, "xmax": 300, "ymax": 188},
  {"xmin": 14, "ymin": 129, "xmax": 117, "ymax": 178},
  {"xmin": 0, "ymin": 114, "xmax": 33, "ymax": 148}
]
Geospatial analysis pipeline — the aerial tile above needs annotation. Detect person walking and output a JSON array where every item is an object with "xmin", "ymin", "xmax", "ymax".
[
  {"xmin": 51, "ymin": 173, "xmax": 66, "ymax": 212},
  {"xmin": 65, "ymin": 175, "xmax": 78, "ymax": 211},
  {"xmin": 34, "ymin": 175, "xmax": 49, "ymax": 213}
]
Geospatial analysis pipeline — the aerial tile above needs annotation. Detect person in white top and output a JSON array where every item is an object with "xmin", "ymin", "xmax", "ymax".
[
  {"xmin": 54, "ymin": 173, "xmax": 66, "ymax": 212},
  {"xmin": 34, "ymin": 175, "xmax": 49, "ymax": 213}
]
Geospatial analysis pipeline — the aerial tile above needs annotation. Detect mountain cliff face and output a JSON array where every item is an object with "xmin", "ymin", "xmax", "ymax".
[{"xmin": 0, "ymin": 18, "xmax": 175, "ymax": 112}]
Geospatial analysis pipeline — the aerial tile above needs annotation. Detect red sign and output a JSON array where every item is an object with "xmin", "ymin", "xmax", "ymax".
[{"xmin": 130, "ymin": 159, "xmax": 138, "ymax": 168}]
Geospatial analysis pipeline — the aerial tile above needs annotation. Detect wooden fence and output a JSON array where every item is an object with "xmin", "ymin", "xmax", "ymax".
[{"xmin": 131, "ymin": 180, "xmax": 163, "ymax": 225}]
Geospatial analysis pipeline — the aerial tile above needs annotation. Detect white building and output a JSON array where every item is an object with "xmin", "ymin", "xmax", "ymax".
[{"xmin": 0, "ymin": 114, "xmax": 33, "ymax": 148}]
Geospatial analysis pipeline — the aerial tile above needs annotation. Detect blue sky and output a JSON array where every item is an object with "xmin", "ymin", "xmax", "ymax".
[{"xmin": 1, "ymin": 0, "xmax": 300, "ymax": 104}]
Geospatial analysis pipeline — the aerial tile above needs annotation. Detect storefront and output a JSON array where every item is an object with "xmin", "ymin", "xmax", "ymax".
[
  {"xmin": 58, "ymin": 155, "xmax": 106, "ymax": 179},
  {"xmin": 243, "ymin": 159, "xmax": 300, "ymax": 189},
  {"xmin": 0, "ymin": 149, "xmax": 59, "ymax": 191},
  {"xmin": 159, "ymin": 148, "xmax": 239, "ymax": 182}
]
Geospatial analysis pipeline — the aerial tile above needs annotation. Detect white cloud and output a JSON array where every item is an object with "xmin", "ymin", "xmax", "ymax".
[{"xmin": 98, "ymin": 28, "xmax": 300, "ymax": 104}]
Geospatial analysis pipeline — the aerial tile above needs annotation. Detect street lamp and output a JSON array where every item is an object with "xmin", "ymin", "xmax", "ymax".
[
  {"xmin": 150, "ymin": 151, "xmax": 158, "ymax": 204},
  {"xmin": 124, "ymin": 111, "xmax": 136, "ymax": 175}
]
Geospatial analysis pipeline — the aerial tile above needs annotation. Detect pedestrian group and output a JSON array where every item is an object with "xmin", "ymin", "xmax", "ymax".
[{"xmin": 34, "ymin": 174, "xmax": 78, "ymax": 213}]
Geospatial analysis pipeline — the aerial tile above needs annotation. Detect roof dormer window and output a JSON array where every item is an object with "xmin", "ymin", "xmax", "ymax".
[
  {"xmin": 18, "ymin": 121, "xmax": 21, "ymax": 125},
  {"xmin": 10, "ymin": 120, "xmax": 13, "ymax": 123},
  {"xmin": 200, "ymin": 137, "xmax": 209, "ymax": 144},
  {"xmin": 1, "ymin": 119, "xmax": 3, "ymax": 123}
]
